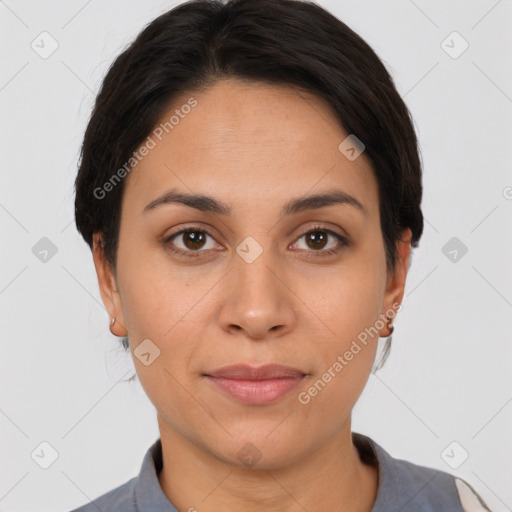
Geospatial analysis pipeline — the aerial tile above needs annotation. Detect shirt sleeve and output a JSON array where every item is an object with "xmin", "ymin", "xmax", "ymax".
[{"xmin": 454, "ymin": 477, "xmax": 493, "ymax": 511}]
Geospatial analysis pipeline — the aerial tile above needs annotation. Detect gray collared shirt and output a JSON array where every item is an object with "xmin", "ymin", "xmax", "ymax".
[{"xmin": 69, "ymin": 432, "xmax": 491, "ymax": 511}]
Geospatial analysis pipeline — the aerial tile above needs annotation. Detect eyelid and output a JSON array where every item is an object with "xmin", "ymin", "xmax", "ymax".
[
  {"xmin": 163, "ymin": 222, "xmax": 222, "ymax": 243},
  {"xmin": 162, "ymin": 225, "xmax": 221, "ymax": 257},
  {"xmin": 162, "ymin": 223, "xmax": 348, "ymax": 257},
  {"xmin": 295, "ymin": 224, "xmax": 347, "ymax": 242},
  {"xmin": 290, "ymin": 224, "xmax": 348, "ymax": 256}
]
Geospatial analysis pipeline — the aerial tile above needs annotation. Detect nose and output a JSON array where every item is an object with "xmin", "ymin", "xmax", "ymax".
[{"xmin": 217, "ymin": 247, "xmax": 297, "ymax": 341}]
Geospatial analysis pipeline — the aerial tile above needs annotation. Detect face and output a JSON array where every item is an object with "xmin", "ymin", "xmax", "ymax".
[{"xmin": 93, "ymin": 79, "xmax": 411, "ymax": 469}]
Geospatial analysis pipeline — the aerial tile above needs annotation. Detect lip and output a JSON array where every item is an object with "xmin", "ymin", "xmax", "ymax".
[{"xmin": 204, "ymin": 364, "xmax": 307, "ymax": 405}]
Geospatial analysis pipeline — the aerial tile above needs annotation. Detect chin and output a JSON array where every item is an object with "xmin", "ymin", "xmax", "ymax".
[{"xmin": 199, "ymin": 423, "xmax": 320, "ymax": 471}]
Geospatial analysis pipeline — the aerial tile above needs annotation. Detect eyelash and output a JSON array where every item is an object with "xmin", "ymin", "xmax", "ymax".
[{"xmin": 162, "ymin": 224, "xmax": 348, "ymax": 260}]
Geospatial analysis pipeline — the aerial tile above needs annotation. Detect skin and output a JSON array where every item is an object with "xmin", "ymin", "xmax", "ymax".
[{"xmin": 92, "ymin": 78, "xmax": 412, "ymax": 512}]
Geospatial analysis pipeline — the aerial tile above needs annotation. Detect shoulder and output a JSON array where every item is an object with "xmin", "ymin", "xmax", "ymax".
[
  {"xmin": 67, "ymin": 476, "xmax": 137, "ymax": 512},
  {"xmin": 352, "ymin": 433, "xmax": 492, "ymax": 512},
  {"xmin": 386, "ymin": 455, "xmax": 490, "ymax": 511},
  {"xmin": 454, "ymin": 477, "xmax": 493, "ymax": 512}
]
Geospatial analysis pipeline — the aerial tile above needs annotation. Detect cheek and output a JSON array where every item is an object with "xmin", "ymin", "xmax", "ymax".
[
  {"xmin": 115, "ymin": 246, "xmax": 212, "ymax": 377},
  {"xmin": 298, "ymin": 250, "xmax": 385, "ymax": 399},
  {"xmin": 115, "ymin": 240, "xmax": 195, "ymax": 339},
  {"xmin": 119, "ymin": 269, "xmax": 205, "ymax": 428},
  {"xmin": 305, "ymin": 256, "xmax": 385, "ymax": 347},
  {"xmin": 311, "ymin": 293, "xmax": 381, "ymax": 400},
  {"xmin": 298, "ymin": 285, "xmax": 381, "ymax": 426}
]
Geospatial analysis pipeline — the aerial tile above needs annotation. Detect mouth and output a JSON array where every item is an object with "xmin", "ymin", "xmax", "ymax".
[{"xmin": 203, "ymin": 364, "xmax": 307, "ymax": 405}]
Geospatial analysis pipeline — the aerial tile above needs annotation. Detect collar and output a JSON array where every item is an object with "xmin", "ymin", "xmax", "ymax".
[{"xmin": 133, "ymin": 432, "xmax": 441, "ymax": 512}]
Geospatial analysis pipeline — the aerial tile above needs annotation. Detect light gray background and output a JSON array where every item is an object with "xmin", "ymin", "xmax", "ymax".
[{"xmin": 1, "ymin": 1, "xmax": 511, "ymax": 511}]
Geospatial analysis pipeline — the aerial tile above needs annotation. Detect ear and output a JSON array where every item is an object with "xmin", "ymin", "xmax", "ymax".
[
  {"xmin": 380, "ymin": 228, "xmax": 412, "ymax": 329},
  {"xmin": 92, "ymin": 232, "xmax": 127, "ymax": 337}
]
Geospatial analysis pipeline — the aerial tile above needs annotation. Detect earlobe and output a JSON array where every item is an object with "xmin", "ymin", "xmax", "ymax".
[
  {"xmin": 92, "ymin": 232, "xmax": 128, "ymax": 337},
  {"xmin": 109, "ymin": 316, "xmax": 127, "ymax": 337}
]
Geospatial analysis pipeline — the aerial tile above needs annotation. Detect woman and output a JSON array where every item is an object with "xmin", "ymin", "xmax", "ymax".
[{"xmin": 70, "ymin": 0, "xmax": 491, "ymax": 510}]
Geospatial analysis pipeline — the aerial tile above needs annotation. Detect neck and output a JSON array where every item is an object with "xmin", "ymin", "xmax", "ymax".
[{"xmin": 157, "ymin": 416, "xmax": 378, "ymax": 512}]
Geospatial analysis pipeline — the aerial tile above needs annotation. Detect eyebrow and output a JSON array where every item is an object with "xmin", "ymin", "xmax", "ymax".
[{"xmin": 142, "ymin": 188, "xmax": 367, "ymax": 218}]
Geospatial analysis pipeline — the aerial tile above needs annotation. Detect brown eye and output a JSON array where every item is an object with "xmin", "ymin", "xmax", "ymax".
[
  {"xmin": 292, "ymin": 227, "xmax": 348, "ymax": 256},
  {"xmin": 165, "ymin": 228, "xmax": 218, "ymax": 255},
  {"xmin": 180, "ymin": 229, "xmax": 208, "ymax": 250},
  {"xmin": 304, "ymin": 230, "xmax": 328, "ymax": 250}
]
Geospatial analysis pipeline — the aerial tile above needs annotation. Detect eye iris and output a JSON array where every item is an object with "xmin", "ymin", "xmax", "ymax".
[
  {"xmin": 176, "ymin": 229, "xmax": 334, "ymax": 252},
  {"xmin": 306, "ymin": 231, "xmax": 327, "ymax": 250},
  {"xmin": 183, "ymin": 230, "xmax": 206, "ymax": 250}
]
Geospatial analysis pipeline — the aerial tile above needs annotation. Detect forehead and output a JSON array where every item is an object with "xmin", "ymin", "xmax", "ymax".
[{"xmin": 122, "ymin": 79, "xmax": 379, "ymax": 220}]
